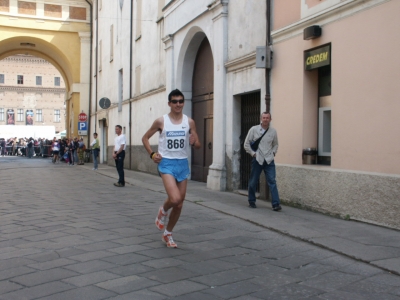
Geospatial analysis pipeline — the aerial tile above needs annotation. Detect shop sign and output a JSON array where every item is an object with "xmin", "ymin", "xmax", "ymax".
[{"xmin": 305, "ymin": 45, "xmax": 331, "ymax": 71}]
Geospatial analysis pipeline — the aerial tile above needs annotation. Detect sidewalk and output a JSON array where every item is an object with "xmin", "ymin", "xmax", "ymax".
[{"xmin": 87, "ymin": 162, "xmax": 400, "ymax": 276}]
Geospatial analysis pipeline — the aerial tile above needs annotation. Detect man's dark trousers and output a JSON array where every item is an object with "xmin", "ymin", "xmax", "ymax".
[{"xmin": 115, "ymin": 150, "xmax": 125, "ymax": 185}]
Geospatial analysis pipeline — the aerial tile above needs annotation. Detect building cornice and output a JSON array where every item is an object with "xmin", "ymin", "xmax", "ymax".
[
  {"xmin": 271, "ymin": 0, "xmax": 391, "ymax": 44},
  {"xmin": 2, "ymin": 55, "xmax": 50, "ymax": 64},
  {"xmin": 0, "ymin": 85, "xmax": 66, "ymax": 93},
  {"xmin": 225, "ymin": 52, "xmax": 256, "ymax": 73},
  {"xmin": 130, "ymin": 86, "xmax": 166, "ymax": 103}
]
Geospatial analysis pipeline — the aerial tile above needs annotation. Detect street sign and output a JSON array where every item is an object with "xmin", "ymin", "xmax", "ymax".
[
  {"xmin": 78, "ymin": 122, "xmax": 88, "ymax": 135},
  {"xmin": 78, "ymin": 113, "xmax": 87, "ymax": 122}
]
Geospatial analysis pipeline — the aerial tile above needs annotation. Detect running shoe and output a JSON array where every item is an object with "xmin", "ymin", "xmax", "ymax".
[
  {"xmin": 162, "ymin": 233, "xmax": 177, "ymax": 248},
  {"xmin": 155, "ymin": 206, "xmax": 168, "ymax": 230}
]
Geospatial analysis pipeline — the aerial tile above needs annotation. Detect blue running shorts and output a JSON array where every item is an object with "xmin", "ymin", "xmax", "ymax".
[{"xmin": 158, "ymin": 158, "xmax": 190, "ymax": 182}]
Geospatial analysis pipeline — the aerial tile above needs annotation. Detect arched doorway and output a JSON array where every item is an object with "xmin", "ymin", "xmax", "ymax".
[{"xmin": 191, "ymin": 37, "xmax": 214, "ymax": 182}]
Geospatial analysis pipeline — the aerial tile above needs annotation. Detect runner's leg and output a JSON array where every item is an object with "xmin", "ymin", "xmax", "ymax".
[{"xmin": 160, "ymin": 174, "xmax": 187, "ymax": 232}]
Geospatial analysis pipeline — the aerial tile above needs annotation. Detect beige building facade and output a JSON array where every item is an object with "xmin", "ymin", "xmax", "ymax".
[
  {"xmin": 0, "ymin": 54, "xmax": 66, "ymax": 133},
  {"xmin": 271, "ymin": 0, "xmax": 400, "ymax": 228}
]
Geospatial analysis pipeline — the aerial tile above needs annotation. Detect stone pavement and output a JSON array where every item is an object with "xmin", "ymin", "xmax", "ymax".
[{"xmin": 0, "ymin": 156, "xmax": 399, "ymax": 299}]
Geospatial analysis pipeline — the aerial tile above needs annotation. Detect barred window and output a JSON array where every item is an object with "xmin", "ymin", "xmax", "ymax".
[
  {"xmin": 36, "ymin": 109, "xmax": 43, "ymax": 122},
  {"xmin": 36, "ymin": 76, "xmax": 42, "ymax": 86},
  {"xmin": 17, "ymin": 109, "xmax": 24, "ymax": 122},
  {"xmin": 54, "ymin": 109, "xmax": 61, "ymax": 122},
  {"xmin": 0, "ymin": 74, "xmax": 4, "ymax": 84},
  {"xmin": 54, "ymin": 77, "xmax": 60, "ymax": 86},
  {"xmin": 17, "ymin": 75, "xmax": 23, "ymax": 84}
]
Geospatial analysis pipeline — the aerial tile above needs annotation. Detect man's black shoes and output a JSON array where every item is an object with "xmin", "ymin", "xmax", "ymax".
[
  {"xmin": 248, "ymin": 202, "xmax": 257, "ymax": 208},
  {"xmin": 114, "ymin": 182, "xmax": 125, "ymax": 187},
  {"xmin": 272, "ymin": 205, "xmax": 282, "ymax": 211}
]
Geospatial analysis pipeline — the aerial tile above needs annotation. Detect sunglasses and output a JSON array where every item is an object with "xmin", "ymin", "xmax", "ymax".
[{"xmin": 170, "ymin": 100, "xmax": 184, "ymax": 104}]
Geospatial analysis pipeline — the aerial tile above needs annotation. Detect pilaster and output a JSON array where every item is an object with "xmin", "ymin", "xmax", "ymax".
[
  {"xmin": 207, "ymin": 0, "xmax": 228, "ymax": 191},
  {"xmin": 162, "ymin": 34, "xmax": 175, "ymax": 91}
]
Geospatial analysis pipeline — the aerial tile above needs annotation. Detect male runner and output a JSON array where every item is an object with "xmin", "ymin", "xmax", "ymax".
[{"xmin": 142, "ymin": 89, "xmax": 200, "ymax": 248}]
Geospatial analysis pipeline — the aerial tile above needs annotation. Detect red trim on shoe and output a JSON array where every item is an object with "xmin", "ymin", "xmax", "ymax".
[{"xmin": 162, "ymin": 233, "xmax": 177, "ymax": 248}]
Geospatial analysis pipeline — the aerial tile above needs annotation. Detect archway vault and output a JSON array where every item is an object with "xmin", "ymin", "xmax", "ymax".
[{"xmin": 0, "ymin": 26, "xmax": 90, "ymax": 138}]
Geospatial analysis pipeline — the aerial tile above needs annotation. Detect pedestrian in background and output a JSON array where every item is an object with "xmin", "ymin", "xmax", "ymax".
[
  {"xmin": 68, "ymin": 138, "xmax": 75, "ymax": 165},
  {"xmin": 90, "ymin": 132, "xmax": 100, "ymax": 170},
  {"xmin": 244, "ymin": 112, "xmax": 282, "ymax": 211},
  {"xmin": 27, "ymin": 138, "xmax": 34, "ymax": 158},
  {"xmin": 52, "ymin": 137, "xmax": 60, "ymax": 163},
  {"xmin": 77, "ymin": 138, "xmax": 85, "ymax": 165},
  {"xmin": 72, "ymin": 137, "xmax": 79, "ymax": 164},
  {"xmin": 113, "ymin": 125, "xmax": 126, "ymax": 187}
]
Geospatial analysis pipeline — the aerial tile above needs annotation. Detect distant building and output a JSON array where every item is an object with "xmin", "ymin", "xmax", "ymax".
[{"xmin": 0, "ymin": 54, "xmax": 66, "ymax": 133}]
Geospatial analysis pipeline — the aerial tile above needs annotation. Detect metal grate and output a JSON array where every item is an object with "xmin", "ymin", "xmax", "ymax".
[{"xmin": 239, "ymin": 91, "xmax": 261, "ymax": 191}]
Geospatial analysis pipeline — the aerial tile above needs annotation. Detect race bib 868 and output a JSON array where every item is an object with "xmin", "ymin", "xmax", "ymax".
[{"xmin": 166, "ymin": 131, "xmax": 186, "ymax": 151}]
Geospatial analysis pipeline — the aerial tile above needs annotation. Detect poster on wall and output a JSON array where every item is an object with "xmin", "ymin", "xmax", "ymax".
[
  {"xmin": 7, "ymin": 109, "xmax": 15, "ymax": 125},
  {"xmin": 26, "ymin": 110, "xmax": 34, "ymax": 125}
]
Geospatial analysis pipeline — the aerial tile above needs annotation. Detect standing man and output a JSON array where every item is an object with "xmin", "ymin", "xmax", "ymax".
[
  {"xmin": 90, "ymin": 132, "xmax": 100, "ymax": 170},
  {"xmin": 113, "ymin": 125, "xmax": 126, "ymax": 187},
  {"xmin": 244, "ymin": 112, "xmax": 282, "ymax": 211},
  {"xmin": 142, "ymin": 89, "xmax": 200, "ymax": 248}
]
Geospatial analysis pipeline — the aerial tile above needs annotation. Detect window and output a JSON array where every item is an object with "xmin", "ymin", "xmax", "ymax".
[
  {"xmin": 54, "ymin": 77, "xmax": 60, "ymax": 86},
  {"xmin": 17, "ymin": 75, "xmax": 23, "ymax": 84},
  {"xmin": 36, "ymin": 76, "xmax": 42, "ymax": 86},
  {"xmin": 0, "ymin": 108, "xmax": 4, "ymax": 121},
  {"xmin": 36, "ymin": 109, "xmax": 43, "ymax": 122},
  {"xmin": 0, "ymin": 74, "xmax": 4, "ymax": 84},
  {"xmin": 54, "ymin": 109, "xmax": 61, "ymax": 122},
  {"xmin": 110, "ymin": 24, "xmax": 114, "ymax": 62},
  {"xmin": 17, "ymin": 109, "xmax": 24, "ymax": 122}
]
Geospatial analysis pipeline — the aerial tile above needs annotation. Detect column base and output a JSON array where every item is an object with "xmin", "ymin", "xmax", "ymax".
[{"xmin": 207, "ymin": 163, "xmax": 226, "ymax": 191}]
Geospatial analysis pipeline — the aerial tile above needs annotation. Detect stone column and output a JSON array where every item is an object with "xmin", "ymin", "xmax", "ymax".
[
  {"xmin": 78, "ymin": 31, "xmax": 91, "ymax": 143},
  {"xmin": 207, "ymin": 0, "xmax": 228, "ymax": 191}
]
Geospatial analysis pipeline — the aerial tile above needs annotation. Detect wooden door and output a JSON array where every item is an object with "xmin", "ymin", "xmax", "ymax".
[{"xmin": 191, "ymin": 38, "xmax": 214, "ymax": 182}]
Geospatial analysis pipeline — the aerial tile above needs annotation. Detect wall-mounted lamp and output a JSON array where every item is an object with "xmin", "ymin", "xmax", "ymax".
[{"xmin": 304, "ymin": 25, "xmax": 322, "ymax": 40}]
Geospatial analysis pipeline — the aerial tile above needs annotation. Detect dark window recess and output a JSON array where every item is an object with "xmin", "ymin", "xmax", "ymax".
[
  {"xmin": 318, "ymin": 65, "xmax": 331, "ymax": 97},
  {"xmin": 0, "ymin": 74, "xmax": 4, "ymax": 84},
  {"xmin": 17, "ymin": 75, "xmax": 23, "ymax": 84},
  {"xmin": 240, "ymin": 91, "xmax": 261, "ymax": 191}
]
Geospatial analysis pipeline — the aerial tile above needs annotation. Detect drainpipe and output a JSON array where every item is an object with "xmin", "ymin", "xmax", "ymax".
[
  {"xmin": 129, "ymin": 0, "xmax": 133, "ymax": 170},
  {"xmin": 85, "ymin": 0, "xmax": 93, "ymax": 139},
  {"xmin": 94, "ymin": 0, "xmax": 99, "ymax": 132},
  {"xmin": 265, "ymin": 0, "xmax": 271, "ymax": 113}
]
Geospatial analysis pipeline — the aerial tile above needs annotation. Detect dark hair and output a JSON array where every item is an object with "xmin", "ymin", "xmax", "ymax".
[
  {"xmin": 115, "ymin": 125, "xmax": 122, "ymax": 130},
  {"xmin": 261, "ymin": 112, "xmax": 271, "ymax": 118},
  {"xmin": 168, "ymin": 89, "xmax": 184, "ymax": 102},
  {"xmin": 93, "ymin": 132, "xmax": 98, "ymax": 136}
]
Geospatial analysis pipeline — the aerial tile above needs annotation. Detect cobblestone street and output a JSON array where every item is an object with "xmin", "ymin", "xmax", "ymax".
[{"xmin": 0, "ymin": 156, "xmax": 399, "ymax": 299}]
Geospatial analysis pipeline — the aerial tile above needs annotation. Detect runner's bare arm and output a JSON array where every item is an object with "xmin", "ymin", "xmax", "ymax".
[
  {"xmin": 142, "ymin": 117, "xmax": 163, "ymax": 163},
  {"xmin": 188, "ymin": 118, "xmax": 201, "ymax": 149}
]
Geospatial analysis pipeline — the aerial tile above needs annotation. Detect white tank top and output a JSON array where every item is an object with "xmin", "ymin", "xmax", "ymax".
[{"xmin": 158, "ymin": 114, "xmax": 190, "ymax": 159}]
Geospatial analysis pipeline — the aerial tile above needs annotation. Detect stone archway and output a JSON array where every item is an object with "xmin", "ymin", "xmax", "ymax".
[
  {"xmin": 0, "ymin": 6, "xmax": 91, "ymax": 139},
  {"xmin": 176, "ymin": 29, "xmax": 215, "ymax": 182}
]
